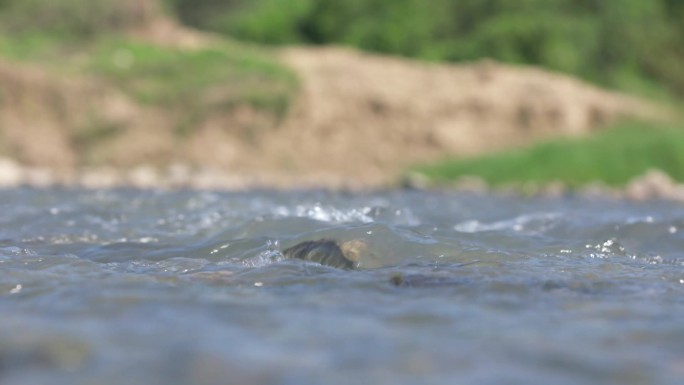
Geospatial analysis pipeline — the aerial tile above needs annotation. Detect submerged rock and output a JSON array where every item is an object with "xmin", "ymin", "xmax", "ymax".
[
  {"xmin": 389, "ymin": 273, "xmax": 466, "ymax": 288},
  {"xmin": 282, "ymin": 239, "xmax": 366, "ymax": 270}
]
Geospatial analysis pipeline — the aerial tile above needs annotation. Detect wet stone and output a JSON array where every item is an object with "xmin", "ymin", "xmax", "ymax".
[
  {"xmin": 282, "ymin": 239, "xmax": 359, "ymax": 270},
  {"xmin": 389, "ymin": 273, "xmax": 466, "ymax": 288}
]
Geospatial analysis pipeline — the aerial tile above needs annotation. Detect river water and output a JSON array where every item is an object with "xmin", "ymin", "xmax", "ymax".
[{"xmin": 1, "ymin": 187, "xmax": 683, "ymax": 385}]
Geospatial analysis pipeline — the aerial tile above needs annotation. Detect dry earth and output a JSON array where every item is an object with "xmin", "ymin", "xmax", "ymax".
[
  {"xmin": 0, "ymin": 18, "xmax": 669, "ymax": 189},
  {"xmin": 268, "ymin": 47, "xmax": 663, "ymax": 185}
]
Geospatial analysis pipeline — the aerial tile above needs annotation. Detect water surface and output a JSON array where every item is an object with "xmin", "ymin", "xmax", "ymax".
[{"xmin": 1, "ymin": 188, "xmax": 683, "ymax": 384}]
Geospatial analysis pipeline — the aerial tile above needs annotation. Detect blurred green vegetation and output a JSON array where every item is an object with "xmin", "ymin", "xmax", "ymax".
[
  {"xmin": 88, "ymin": 39, "xmax": 296, "ymax": 111},
  {"xmin": 2, "ymin": 0, "xmax": 684, "ymax": 187},
  {"xmin": 167, "ymin": 0, "xmax": 684, "ymax": 99},
  {"xmin": 0, "ymin": 0, "xmax": 150, "ymax": 38},
  {"xmin": 0, "ymin": 0, "xmax": 298, "ymax": 134},
  {"xmin": 412, "ymin": 122, "xmax": 684, "ymax": 188},
  {"xmin": 3, "ymin": 0, "xmax": 681, "ymax": 105}
]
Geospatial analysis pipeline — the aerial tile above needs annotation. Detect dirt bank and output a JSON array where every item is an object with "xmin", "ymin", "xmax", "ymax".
[
  {"xmin": 266, "ymin": 47, "xmax": 663, "ymax": 185},
  {"xmin": 0, "ymin": 21, "xmax": 668, "ymax": 189}
]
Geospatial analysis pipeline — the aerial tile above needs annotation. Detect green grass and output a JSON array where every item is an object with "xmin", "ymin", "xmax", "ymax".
[
  {"xmin": 169, "ymin": 0, "xmax": 684, "ymax": 99},
  {"xmin": 413, "ymin": 121, "xmax": 684, "ymax": 188},
  {"xmin": 87, "ymin": 39, "xmax": 297, "ymax": 108},
  {"xmin": 0, "ymin": 33, "xmax": 298, "ymax": 136},
  {"xmin": 0, "ymin": 34, "xmax": 61, "ymax": 60}
]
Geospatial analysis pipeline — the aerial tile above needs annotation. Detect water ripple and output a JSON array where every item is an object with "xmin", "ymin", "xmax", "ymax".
[{"xmin": 2, "ymin": 188, "xmax": 684, "ymax": 385}]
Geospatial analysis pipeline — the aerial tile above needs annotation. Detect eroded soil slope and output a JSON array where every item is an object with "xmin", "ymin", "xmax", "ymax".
[
  {"xmin": 265, "ymin": 47, "xmax": 661, "ymax": 185},
  {"xmin": 0, "ymin": 30, "xmax": 665, "ymax": 188}
]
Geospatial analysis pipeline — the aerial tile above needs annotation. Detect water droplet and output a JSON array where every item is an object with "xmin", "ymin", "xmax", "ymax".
[
  {"xmin": 266, "ymin": 239, "xmax": 280, "ymax": 250},
  {"xmin": 585, "ymin": 239, "xmax": 627, "ymax": 258},
  {"xmin": 254, "ymin": 282, "xmax": 263, "ymax": 287},
  {"xmin": 649, "ymin": 255, "xmax": 663, "ymax": 264},
  {"xmin": 9, "ymin": 284, "xmax": 22, "ymax": 294},
  {"xmin": 211, "ymin": 244, "xmax": 230, "ymax": 255}
]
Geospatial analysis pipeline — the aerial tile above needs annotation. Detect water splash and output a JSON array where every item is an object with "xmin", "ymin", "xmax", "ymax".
[
  {"xmin": 454, "ymin": 212, "xmax": 560, "ymax": 234},
  {"xmin": 242, "ymin": 240, "xmax": 285, "ymax": 268},
  {"xmin": 585, "ymin": 239, "xmax": 627, "ymax": 259},
  {"xmin": 273, "ymin": 203, "xmax": 375, "ymax": 223}
]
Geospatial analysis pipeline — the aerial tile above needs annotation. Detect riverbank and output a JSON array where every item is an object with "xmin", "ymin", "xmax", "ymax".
[
  {"xmin": 0, "ymin": 16, "xmax": 670, "ymax": 187},
  {"xmin": 4, "ymin": 156, "xmax": 684, "ymax": 204},
  {"xmin": 0, "ymin": 158, "xmax": 367, "ymax": 190},
  {"xmin": 1, "ymin": 10, "xmax": 679, "ymax": 191}
]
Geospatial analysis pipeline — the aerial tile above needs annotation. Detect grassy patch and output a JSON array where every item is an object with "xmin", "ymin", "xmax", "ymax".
[
  {"xmin": 412, "ymin": 121, "xmax": 684, "ymax": 188},
  {"xmin": 0, "ymin": 33, "xmax": 298, "ymax": 136},
  {"xmin": 0, "ymin": 34, "xmax": 61, "ymax": 60},
  {"xmin": 83, "ymin": 39, "xmax": 298, "ymax": 136},
  {"xmin": 169, "ymin": 0, "xmax": 684, "ymax": 99},
  {"xmin": 0, "ymin": 0, "xmax": 152, "ymax": 38},
  {"xmin": 87, "ymin": 39, "xmax": 297, "ymax": 109}
]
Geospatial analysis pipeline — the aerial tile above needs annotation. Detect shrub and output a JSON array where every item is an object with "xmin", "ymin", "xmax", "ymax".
[
  {"xmin": 0, "ymin": 0, "xmax": 158, "ymax": 38},
  {"xmin": 166, "ymin": 0, "xmax": 684, "ymax": 97}
]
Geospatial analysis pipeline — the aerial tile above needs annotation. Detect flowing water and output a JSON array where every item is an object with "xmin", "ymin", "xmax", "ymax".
[{"xmin": 1, "ymin": 187, "xmax": 683, "ymax": 385}]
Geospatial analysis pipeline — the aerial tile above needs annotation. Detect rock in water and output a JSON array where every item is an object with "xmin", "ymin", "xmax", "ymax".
[
  {"xmin": 283, "ymin": 239, "xmax": 365, "ymax": 269},
  {"xmin": 389, "ymin": 273, "xmax": 467, "ymax": 288}
]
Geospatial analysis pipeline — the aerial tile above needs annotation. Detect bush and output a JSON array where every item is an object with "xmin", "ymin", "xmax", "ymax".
[
  {"xmin": 0, "ymin": 0, "xmax": 158, "ymax": 38},
  {"xmin": 413, "ymin": 122, "xmax": 684, "ymax": 187},
  {"xmin": 167, "ymin": 0, "xmax": 684, "ymax": 97}
]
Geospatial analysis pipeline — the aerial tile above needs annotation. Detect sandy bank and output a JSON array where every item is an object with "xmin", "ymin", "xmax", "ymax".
[{"xmin": 0, "ymin": 45, "xmax": 667, "ymax": 189}]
